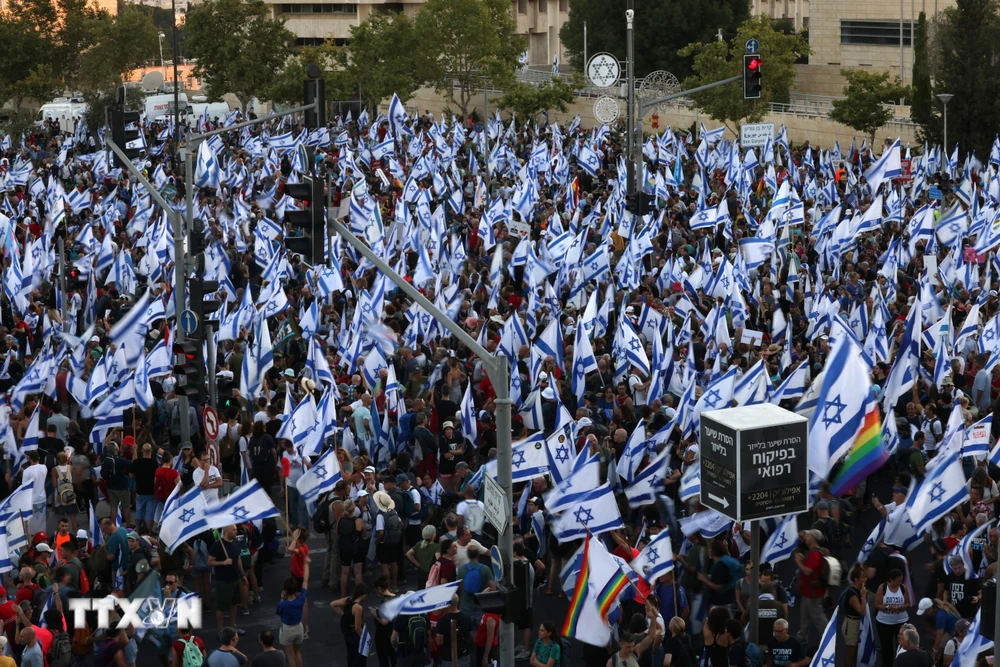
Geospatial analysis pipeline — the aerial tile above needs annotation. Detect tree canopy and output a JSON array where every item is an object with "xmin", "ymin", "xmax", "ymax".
[
  {"xmin": 560, "ymin": 0, "xmax": 750, "ymax": 80},
  {"xmin": 495, "ymin": 75, "xmax": 582, "ymax": 122},
  {"xmin": 829, "ymin": 69, "xmax": 908, "ymax": 144},
  {"xmin": 678, "ymin": 15, "xmax": 809, "ymax": 127},
  {"xmin": 185, "ymin": 0, "xmax": 294, "ymax": 108}
]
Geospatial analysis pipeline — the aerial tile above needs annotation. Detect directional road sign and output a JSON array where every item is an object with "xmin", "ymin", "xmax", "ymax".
[
  {"xmin": 203, "ymin": 406, "xmax": 219, "ymax": 441},
  {"xmin": 482, "ymin": 474, "xmax": 509, "ymax": 535},
  {"xmin": 180, "ymin": 309, "xmax": 199, "ymax": 335},
  {"xmin": 490, "ymin": 545, "xmax": 504, "ymax": 582},
  {"xmin": 746, "ymin": 38, "xmax": 759, "ymax": 54}
]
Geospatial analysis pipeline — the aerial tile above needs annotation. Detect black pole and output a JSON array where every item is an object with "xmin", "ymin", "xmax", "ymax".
[{"xmin": 171, "ymin": 0, "xmax": 180, "ymax": 173}]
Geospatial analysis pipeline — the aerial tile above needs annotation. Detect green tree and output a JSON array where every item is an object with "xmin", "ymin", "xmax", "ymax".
[
  {"xmin": 932, "ymin": 0, "xmax": 1000, "ymax": 156},
  {"xmin": 829, "ymin": 69, "xmax": 908, "ymax": 144},
  {"xmin": 11, "ymin": 64, "xmax": 62, "ymax": 110},
  {"xmin": 82, "ymin": 84, "xmax": 144, "ymax": 130},
  {"xmin": 185, "ymin": 0, "xmax": 294, "ymax": 108},
  {"xmin": 495, "ymin": 75, "xmax": 582, "ymax": 122},
  {"xmin": 415, "ymin": 0, "xmax": 524, "ymax": 118},
  {"xmin": 560, "ymin": 0, "xmax": 750, "ymax": 79},
  {"xmin": 78, "ymin": 8, "xmax": 160, "ymax": 91},
  {"xmin": 678, "ymin": 15, "xmax": 809, "ymax": 126},
  {"xmin": 340, "ymin": 12, "xmax": 431, "ymax": 112},
  {"xmin": 910, "ymin": 11, "xmax": 936, "ymax": 140},
  {"xmin": 263, "ymin": 41, "xmax": 351, "ymax": 109}
]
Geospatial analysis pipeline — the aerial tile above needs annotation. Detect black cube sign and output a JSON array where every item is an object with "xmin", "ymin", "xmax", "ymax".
[{"xmin": 700, "ymin": 405, "xmax": 808, "ymax": 522}]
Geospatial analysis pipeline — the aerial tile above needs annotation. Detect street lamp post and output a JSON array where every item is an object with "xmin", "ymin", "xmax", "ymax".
[
  {"xmin": 157, "ymin": 31, "xmax": 166, "ymax": 79},
  {"xmin": 937, "ymin": 93, "xmax": 953, "ymax": 155}
]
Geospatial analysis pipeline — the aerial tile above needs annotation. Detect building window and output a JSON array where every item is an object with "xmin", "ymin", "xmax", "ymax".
[
  {"xmin": 537, "ymin": 0, "xmax": 546, "ymax": 12},
  {"xmin": 374, "ymin": 2, "xmax": 404, "ymax": 12},
  {"xmin": 841, "ymin": 20, "xmax": 913, "ymax": 46},
  {"xmin": 559, "ymin": 0, "xmax": 567, "ymax": 11},
  {"xmin": 518, "ymin": 0, "xmax": 527, "ymax": 14},
  {"xmin": 295, "ymin": 37, "xmax": 349, "ymax": 46},
  {"xmin": 280, "ymin": 3, "xmax": 357, "ymax": 14}
]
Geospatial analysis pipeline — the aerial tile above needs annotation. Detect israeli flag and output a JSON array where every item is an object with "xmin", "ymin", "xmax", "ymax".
[
  {"xmin": 679, "ymin": 463, "xmax": 700, "ymax": 502},
  {"xmin": 551, "ymin": 483, "xmax": 624, "ymax": 541},
  {"xmin": 202, "ymin": 479, "xmax": 280, "ymax": 530},
  {"xmin": 358, "ymin": 625, "xmax": 372, "ymax": 657},
  {"xmin": 296, "ymin": 446, "xmax": 343, "ymax": 515},
  {"xmin": 159, "ymin": 485, "xmax": 209, "ymax": 554},
  {"xmin": 910, "ymin": 451, "xmax": 969, "ymax": 534},
  {"xmin": 809, "ymin": 610, "xmax": 838, "ymax": 667},
  {"xmin": 956, "ymin": 609, "xmax": 993, "ymax": 667},
  {"xmin": 628, "ymin": 528, "xmax": 674, "ymax": 583},
  {"xmin": 377, "ymin": 581, "xmax": 460, "ymax": 621},
  {"xmin": 964, "ymin": 414, "xmax": 992, "ymax": 459},
  {"xmin": 194, "ymin": 140, "xmax": 221, "ymax": 189},
  {"xmin": 760, "ymin": 514, "xmax": 799, "ymax": 565}
]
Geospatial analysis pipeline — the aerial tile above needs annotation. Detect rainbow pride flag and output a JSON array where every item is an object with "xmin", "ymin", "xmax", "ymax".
[
  {"xmin": 830, "ymin": 399, "xmax": 889, "ymax": 496},
  {"xmin": 597, "ymin": 569, "xmax": 631, "ymax": 620},
  {"xmin": 561, "ymin": 537, "xmax": 590, "ymax": 637}
]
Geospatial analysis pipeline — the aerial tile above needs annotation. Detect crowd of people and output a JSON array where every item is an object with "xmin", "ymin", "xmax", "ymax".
[{"xmin": 0, "ymin": 92, "xmax": 994, "ymax": 667}]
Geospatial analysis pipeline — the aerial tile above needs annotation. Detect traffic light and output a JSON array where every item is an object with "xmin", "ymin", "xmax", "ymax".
[
  {"xmin": 626, "ymin": 192, "xmax": 655, "ymax": 216},
  {"xmin": 109, "ymin": 107, "xmax": 141, "ymax": 169},
  {"xmin": 172, "ymin": 340, "xmax": 204, "ymax": 402},
  {"xmin": 743, "ymin": 54, "xmax": 762, "ymax": 99},
  {"xmin": 304, "ymin": 71, "xmax": 326, "ymax": 129},
  {"xmin": 189, "ymin": 278, "xmax": 221, "ymax": 341},
  {"xmin": 284, "ymin": 176, "xmax": 326, "ymax": 265},
  {"xmin": 189, "ymin": 218, "xmax": 209, "ymax": 257},
  {"xmin": 474, "ymin": 586, "xmax": 514, "ymax": 624}
]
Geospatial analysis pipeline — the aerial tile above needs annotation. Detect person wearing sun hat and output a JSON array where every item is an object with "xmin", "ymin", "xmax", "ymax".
[{"xmin": 373, "ymin": 491, "xmax": 402, "ymax": 591}]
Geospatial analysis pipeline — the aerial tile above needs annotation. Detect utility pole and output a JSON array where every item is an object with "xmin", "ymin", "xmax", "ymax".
[
  {"xmin": 625, "ymin": 2, "xmax": 636, "ymax": 206},
  {"xmin": 171, "ymin": 0, "xmax": 180, "ymax": 173},
  {"xmin": 57, "ymin": 237, "xmax": 68, "ymax": 334}
]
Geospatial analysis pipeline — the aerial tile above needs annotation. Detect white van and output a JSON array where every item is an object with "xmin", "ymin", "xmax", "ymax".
[
  {"xmin": 37, "ymin": 98, "xmax": 88, "ymax": 133},
  {"xmin": 145, "ymin": 92, "xmax": 189, "ymax": 121},
  {"xmin": 187, "ymin": 102, "xmax": 231, "ymax": 124}
]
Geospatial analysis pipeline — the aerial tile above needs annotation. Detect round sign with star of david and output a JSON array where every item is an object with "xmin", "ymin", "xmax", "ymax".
[
  {"xmin": 587, "ymin": 53, "xmax": 620, "ymax": 88},
  {"xmin": 594, "ymin": 96, "xmax": 620, "ymax": 125}
]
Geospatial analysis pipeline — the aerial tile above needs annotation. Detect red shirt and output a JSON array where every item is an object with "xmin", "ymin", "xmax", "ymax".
[
  {"xmin": 290, "ymin": 544, "xmax": 309, "ymax": 578},
  {"xmin": 154, "ymin": 468, "xmax": 180, "ymax": 502},
  {"xmin": 15, "ymin": 585, "xmax": 37, "ymax": 606},
  {"xmin": 799, "ymin": 550, "xmax": 827, "ymax": 598}
]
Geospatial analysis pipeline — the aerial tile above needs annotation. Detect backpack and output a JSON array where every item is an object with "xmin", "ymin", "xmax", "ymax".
[
  {"xmin": 250, "ymin": 437, "xmax": 270, "ymax": 466},
  {"xmin": 180, "ymin": 638, "xmax": 204, "ymax": 667},
  {"xmin": 170, "ymin": 404, "xmax": 183, "ymax": 436},
  {"xmin": 392, "ymin": 489, "xmax": 415, "ymax": 522},
  {"xmin": 100, "ymin": 457, "xmax": 115, "ymax": 483},
  {"xmin": 57, "ymin": 468, "xmax": 76, "ymax": 506},
  {"xmin": 218, "ymin": 428, "xmax": 237, "ymax": 462},
  {"xmin": 676, "ymin": 634, "xmax": 699, "ymax": 667},
  {"xmin": 406, "ymin": 615, "xmax": 428, "ymax": 656},
  {"xmin": 464, "ymin": 503, "xmax": 486, "ymax": 534},
  {"xmin": 461, "ymin": 563, "xmax": 488, "ymax": 595},
  {"xmin": 558, "ymin": 636, "xmax": 572, "ymax": 667},
  {"xmin": 744, "ymin": 641, "xmax": 762, "ymax": 667},
  {"xmin": 65, "ymin": 561, "xmax": 90, "ymax": 595},
  {"xmin": 425, "ymin": 560, "xmax": 442, "ymax": 588},
  {"xmin": 312, "ymin": 493, "xmax": 336, "ymax": 534},
  {"xmin": 382, "ymin": 510, "xmax": 403, "ymax": 545},
  {"xmin": 48, "ymin": 631, "xmax": 72, "ymax": 667},
  {"xmin": 820, "ymin": 556, "xmax": 842, "ymax": 588},
  {"xmin": 719, "ymin": 555, "xmax": 742, "ymax": 592}
]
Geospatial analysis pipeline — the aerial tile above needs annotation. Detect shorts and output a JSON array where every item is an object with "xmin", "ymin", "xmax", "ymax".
[
  {"xmin": 515, "ymin": 607, "xmax": 533, "ymax": 631},
  {"xmin": 215, "ymin": 579, "xmax": 241, "ymax": 609},
  {"xmin": 108, "ymin": 489, "xmax": 131, "ymax": 515},
  {"xmin": 280, "ymin": 623, "xmax": 304, "ymax": 645},
  {"xmin": 841, "ymin": 617, "xmax": 860, "ymax": 647},
  {"xmin": 377, "ymin": 542, "xmax": 400, "ymax": 565},
  {"xmin": 54, "ymin": 503, "xmax": 76, "ymax": 517}
]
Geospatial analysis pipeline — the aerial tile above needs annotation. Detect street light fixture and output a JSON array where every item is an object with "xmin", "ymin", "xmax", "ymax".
[
  {"xmin": 937, "ymin": 92, "xmax": 953, "ymax": 155},
  {"xmin": 157, "ymin": 31, "xmax": 166, "ymax": 79}
]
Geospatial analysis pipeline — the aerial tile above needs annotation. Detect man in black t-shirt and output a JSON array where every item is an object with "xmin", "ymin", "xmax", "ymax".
[
  {"xmin": 944, "ymin": 556, "xmax": 982, "ymax": 619},
  {"xmin": 435, "ymin": 595, "xmax": 473, "ymax": 662},
  {"xmin": 768, "ymin": 620, "xmax": 807, "ymax": 667},
  {"xmin": 725, "ymin": 619, "xmax": 746, "ymax": 667},
  {"xmin": 208, "ymin": 525, "xmax": 246, "ymax": 639}
]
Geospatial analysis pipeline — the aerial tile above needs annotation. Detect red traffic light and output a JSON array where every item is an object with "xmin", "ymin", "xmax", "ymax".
[
  {"xmin": 748, "ymin": 57, "xmax": 761, "ymax": 70},
  {"xmin": 172, "ymin": 343, "xmax": 196, "ymax": 361}
]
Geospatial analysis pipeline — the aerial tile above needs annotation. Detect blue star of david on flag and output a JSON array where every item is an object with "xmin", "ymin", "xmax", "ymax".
[
  {"xmin": 646, "ymin": 547, "xmax": 660, "ymax": 564},
  {"xmin": 312, "ymin": 465, "xmax": 327, "ymax": 479},
  {"xmin": 555, "ymin": 446, "xmax": 570, "ymax": 464},
  {"xmin": 704, "ymin": 389, "xmax": 722, "ymax": 408},
  {"xmin": 232, "ymin": 505, "xmax": 250, "ymax": 521},
  {"xmin": 179, "ymin": 509, "xmax": 195, "ymax": 523},
  {"xmin": 512, "ymin": 451, "xmax": 527, "ymax": 467},
  {"xmin": 574, "ymin": 507, "xmax": 594, "ymax": 525},
  {"xmin": 930, "ymin": 481, "xmax": 945, "ymax": 503},
  {"xmin": 821, "ymin": 395, "xmax": 847, "ymax": 427}
]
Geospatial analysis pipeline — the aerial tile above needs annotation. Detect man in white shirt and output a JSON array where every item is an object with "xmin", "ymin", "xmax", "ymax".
[
  {"xmin": 192, "ymin": 451, "xmax": 224, "ymax": 503},
  {"xmin": 971, "ymin": 354, "xmax": 994, "ymax": 415},
  {"xmin": 455, "ymin": 487, "xmax": 485, "ymax": 535},
  {"xmin": 453, "ymin": 527, "xmax": 485, "ymax": 568},
  {"xmin": 21, "ymin": 451, "xmax": 48, "ymax": 534}
]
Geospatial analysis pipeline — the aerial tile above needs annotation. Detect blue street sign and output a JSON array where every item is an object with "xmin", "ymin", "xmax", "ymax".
[
  {"xmin": 746, "ymin": 39, "xmax": 759, "ymax": 54},
  {"xmin": 929, "ymin": 185, "xmax": 942, "ymax": 200},
  {"xmin": 490, "ymin": 545, "xmax": 503, "ymax": 582},
  {"xmin": 476, "ymin": 122, "xmax": 484, "ymax": 133},
  {"xmin": 180, "ymin": 309, "xmax": 199, "ymax": 335}
]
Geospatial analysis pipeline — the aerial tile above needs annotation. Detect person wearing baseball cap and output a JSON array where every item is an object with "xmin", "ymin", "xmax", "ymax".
[{"xmin": 794, "ymin": 528, "xmax": 829, "ymax": 647}]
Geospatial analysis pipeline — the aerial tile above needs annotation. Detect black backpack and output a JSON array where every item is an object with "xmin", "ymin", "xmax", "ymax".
[
  {"xmin": 392, "ymin": 489, "xmax": 415, "ymax": 522},
  {"xmin": 405, "ymin": 614, "xmax": 428, "ymax": 657},
  {"xmin": 250, "ymin": 436, "xmax": 270, "ymax": 466},
  {"xmin": 48, "ymin": 631, "xmax": 72, "ymax": 667},
  {"xmin": 312, "ymin": 493, "xmax": 337, "ymax": 534}
]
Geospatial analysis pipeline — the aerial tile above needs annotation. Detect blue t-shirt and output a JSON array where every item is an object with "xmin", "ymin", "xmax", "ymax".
[
  {"xmin": 207, "ymin": 649, "xmax": 246, "ymax": 667},
  {"xmin": 936, "ymin": 608, "xmax": 959, "ymax": 634},
  {"xmin": 106, "ymin": 527, "xmax": 130, "ymax": 572},
  {"xmin": 276, "ymin": 588, "xmax": 307, "ymax": 625}
]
